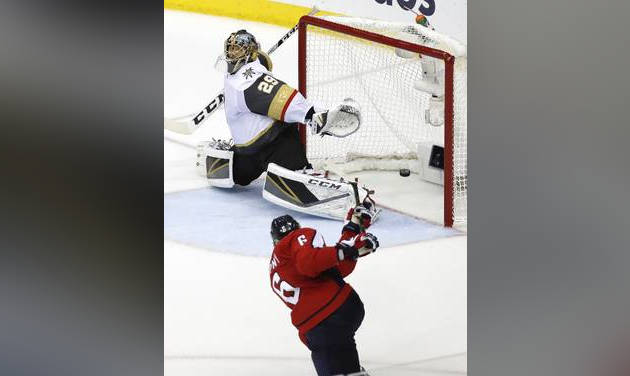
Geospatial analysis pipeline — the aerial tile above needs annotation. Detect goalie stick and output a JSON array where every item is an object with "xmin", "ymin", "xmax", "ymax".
[{"xmin": 165, "ymin": 6, "xmax": 320, "ymax": 134}]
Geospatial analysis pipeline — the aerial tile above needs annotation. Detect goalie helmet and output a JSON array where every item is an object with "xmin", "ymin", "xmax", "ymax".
[
  {"xmin": 223, "ymin": 29, "xmax": 260, "ymax": 74},
  {"xmin": 271, "ymin": 214, "xmax": 300, "ymax": 245}
]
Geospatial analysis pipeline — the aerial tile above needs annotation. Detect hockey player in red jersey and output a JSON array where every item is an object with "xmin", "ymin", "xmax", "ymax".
[{"xmin": 269, "ymin": 203, "xmax": 379, "ymax": 376}]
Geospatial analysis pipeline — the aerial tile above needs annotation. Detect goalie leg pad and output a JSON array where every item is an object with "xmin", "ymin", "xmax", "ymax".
[
  {"xmin": 196, "ymin": 143, "xmax": 234, "ymax": 188},
  {"xmin": 263, "ymin": 163, "xmax": 378, "ymax": 221},
  {"xmin": 263, "ymin": 163, "xmax": 354, "ymax": 220}
]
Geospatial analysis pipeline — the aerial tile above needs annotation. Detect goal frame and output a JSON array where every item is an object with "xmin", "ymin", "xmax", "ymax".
[{"xmin": 297, "ymin": 15, "xmax": 458, "ymax": 227}]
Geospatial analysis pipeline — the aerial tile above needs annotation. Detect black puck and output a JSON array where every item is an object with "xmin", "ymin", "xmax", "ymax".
[{"xmin": 399, "ymin": 168, "xmax": 411, "ymax": 177}]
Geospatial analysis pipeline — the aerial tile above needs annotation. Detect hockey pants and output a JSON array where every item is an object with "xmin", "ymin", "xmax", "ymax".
[
  {"xmin": 232, "ymin": 126, "xmax": 309, "ymax": 186},
  {"xmin": 305, "ymin": 289, "xmax": 365, "ymax": 376}
]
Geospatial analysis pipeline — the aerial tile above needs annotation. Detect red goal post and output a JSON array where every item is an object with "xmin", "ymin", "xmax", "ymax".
[{"xmin": 298, "ymin": 15, "xmax": 466, "ymax": 227}]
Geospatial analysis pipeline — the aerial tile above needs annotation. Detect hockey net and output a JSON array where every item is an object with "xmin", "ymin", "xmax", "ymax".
[{"xmin": 298, "ymin": 15, "xmax": 467, "ymax": 226}]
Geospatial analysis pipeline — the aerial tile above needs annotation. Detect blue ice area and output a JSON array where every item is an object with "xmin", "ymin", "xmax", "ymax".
[{"xmin": 164, "ymin": 181, "xmax": 460, "ymax": 257}]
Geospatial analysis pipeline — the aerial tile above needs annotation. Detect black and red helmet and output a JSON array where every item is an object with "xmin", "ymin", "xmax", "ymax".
[{"xmin": 270, "ymin": 214, "xmax": 300, "ymax": 244}]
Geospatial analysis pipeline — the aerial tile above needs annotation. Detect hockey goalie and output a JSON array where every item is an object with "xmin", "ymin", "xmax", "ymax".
[{"xmin": 197, "ymin": 29, "xmax": 375, "ymax": 220}]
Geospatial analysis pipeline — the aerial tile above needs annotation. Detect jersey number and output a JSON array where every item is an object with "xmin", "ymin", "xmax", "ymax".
[
  {"xmin": 258, "ymin": 75, "xmax": 279, "ymax": 94},
  {"xmin": 271, "ymin": 272, "xmax": 300, "ymax": 305}
]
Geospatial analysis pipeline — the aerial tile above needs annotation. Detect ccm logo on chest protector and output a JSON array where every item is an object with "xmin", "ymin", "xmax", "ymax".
[{"xmin": 308, "ymin": 179, "xmax": 342, "ymax": 190}]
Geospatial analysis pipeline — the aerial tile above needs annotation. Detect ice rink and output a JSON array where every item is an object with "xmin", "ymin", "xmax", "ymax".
[{"xmin": 165, "ymin": 9, "xmax": 467, "ymax": 375}]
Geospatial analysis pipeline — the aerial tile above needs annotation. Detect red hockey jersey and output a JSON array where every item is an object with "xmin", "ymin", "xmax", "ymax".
[{"xmin": 269, "ymin": 227, "xmax": 357, "ymax": 344}]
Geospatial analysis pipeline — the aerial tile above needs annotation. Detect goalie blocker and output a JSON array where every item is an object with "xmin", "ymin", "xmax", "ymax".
[{"xmin": 263, "ymin": 163, "xmax": 380, "ymax": 221}]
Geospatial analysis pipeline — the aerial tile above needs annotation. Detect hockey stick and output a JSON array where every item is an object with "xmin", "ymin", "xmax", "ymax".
[
  {"xmin": 164, "ymin": 6, "xmax": 320, "ymax": 134},
  {"xmin": 349, "ymin": 180, "xmax": 361, "ymax": 206}
]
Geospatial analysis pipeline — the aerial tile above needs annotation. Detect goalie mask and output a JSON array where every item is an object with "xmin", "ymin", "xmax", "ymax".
[
  {"xmin": 216, "ymin": 30, "xmax": 260, "ymax": 75},
  {"xmin": 270, "ymin": 215, "xmax": 300, "ymax": 245}
]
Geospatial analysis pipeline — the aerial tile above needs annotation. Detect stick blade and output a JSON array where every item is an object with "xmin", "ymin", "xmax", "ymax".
[{"xmin": 164, "ymin": 118, "xmax": 194, "ymax": 135}]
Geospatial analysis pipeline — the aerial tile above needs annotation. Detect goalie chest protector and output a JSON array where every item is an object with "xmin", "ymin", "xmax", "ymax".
[{"xmin": 223, "ymin": 60, "xmax": 313, "ymax": 153}]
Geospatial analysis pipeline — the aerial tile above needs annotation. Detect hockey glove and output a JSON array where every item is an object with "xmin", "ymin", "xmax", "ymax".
[
  {"xmin": 307, "ymin": 110, "xmax": 330, "ymax": 136},
  {"xmin": 356, "ymin": 232, "xmax": 379, "ymax": 257},
  {"xmin": 336, "ymin": 232, "xmax": 379, "ymax": 260},
  {"xmin": 343, "ymin": 201, "xmax": 376, "ymax": 233},
  {"xmin": 306, "ymin": 98, "xmax": 361, "ymax": 138},
  {"xmin": 336, "ymin": 239, "xmax": 358, "ymax": 261}
]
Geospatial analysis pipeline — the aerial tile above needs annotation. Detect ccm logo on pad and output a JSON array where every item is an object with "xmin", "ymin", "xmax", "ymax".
[{"xmin": 308, "ymin": 179, "xmax": 342, "ymax": 190}]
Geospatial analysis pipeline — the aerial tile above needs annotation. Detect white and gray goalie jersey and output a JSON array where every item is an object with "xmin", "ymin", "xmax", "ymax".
[{"xmin": 223, "ymin": 54, "xmax": 313, "ymax": 154}]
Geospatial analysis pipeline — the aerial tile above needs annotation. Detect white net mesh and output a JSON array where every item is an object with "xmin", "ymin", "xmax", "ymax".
[{"xmin": 302, "ymin": 16, "xmax": 467, "ymax": 224}]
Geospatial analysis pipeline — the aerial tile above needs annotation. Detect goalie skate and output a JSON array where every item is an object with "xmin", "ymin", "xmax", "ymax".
[{"xmin": 262, "ymin": 163, "xmax": 379, "ymax": 221}]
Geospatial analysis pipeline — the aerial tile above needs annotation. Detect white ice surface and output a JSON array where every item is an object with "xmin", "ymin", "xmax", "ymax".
[
  {"xmin": 165, "ymin": 10, "xmax": 466, "ymax": 375},
  {"xmin": 165, "ymin": 238, "xmax": 466, "ymax": 376}
]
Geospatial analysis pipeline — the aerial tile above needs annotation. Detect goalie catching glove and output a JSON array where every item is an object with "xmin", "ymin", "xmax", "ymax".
[
  {"xmin": 306, "ymin": 98, "xmax": 362, "ymax": 138},
  {"xmin": 336, "ymin": 232, "xmax": 380, "ymax": 261}
]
